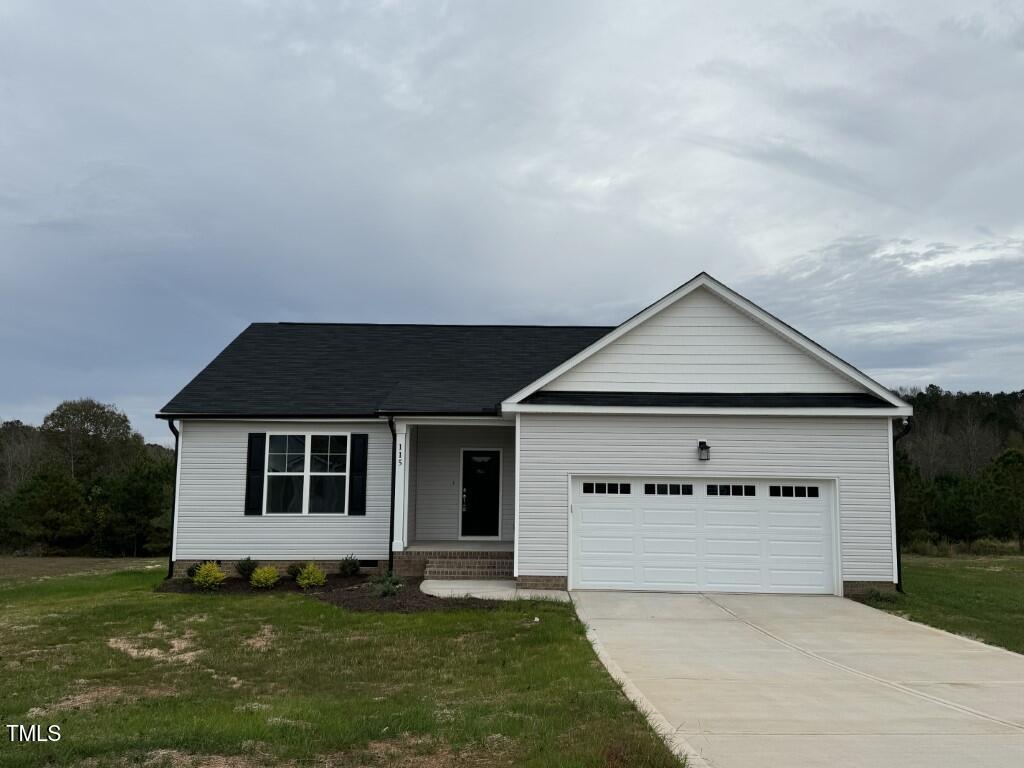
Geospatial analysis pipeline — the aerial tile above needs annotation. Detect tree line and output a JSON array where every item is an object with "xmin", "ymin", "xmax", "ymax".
[
  {"xmin": 895, "ymin": 386, "xmax": 1024, "ymax": 551},
  {"xmin": 0, "ymin": 399, "xmax": 174, "ymax": 556}
]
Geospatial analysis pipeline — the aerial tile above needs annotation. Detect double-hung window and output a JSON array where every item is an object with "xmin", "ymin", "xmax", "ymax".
[{"xmin": 265, "ymin": 433, "xmax": 349, "ymax": 514}]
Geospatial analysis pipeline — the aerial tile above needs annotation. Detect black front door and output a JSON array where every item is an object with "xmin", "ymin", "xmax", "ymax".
[{"xmin": 461, "ymin": 450, "xmax": 501, "ymax": 537}]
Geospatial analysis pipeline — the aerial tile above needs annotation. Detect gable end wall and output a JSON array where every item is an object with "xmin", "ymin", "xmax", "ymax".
[{"xmin": 543, "ymin": 287, "xmax": 863, "ymax": 394}]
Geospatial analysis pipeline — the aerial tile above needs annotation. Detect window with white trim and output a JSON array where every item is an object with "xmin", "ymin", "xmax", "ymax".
[{"xmin": 265, "ymin": 433, "xmax": 349, "ymax": 514}]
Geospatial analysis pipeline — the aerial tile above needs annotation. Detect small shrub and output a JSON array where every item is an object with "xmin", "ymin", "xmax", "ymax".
[
  {"xmin": 250, "ymin": 565, "xmax": 279, "ymax": 589},
  {"xmin": 964, "ymin": 538, "xmax": 1015, "ymax": 556},
  {"xmin": 192, "ymin": 561, "xmax": 227, "ymax": 591},
  {"xmin": 371, "ymin": 571, "xmax": 403, "ymax": 597},
  {"xmin": 338, "ymin": 555, "xmax": 360, "ymax": 577},
  {"xmin": 186, "ymin": 562, "xmax": 201, "ymax": 579},
  {"xmin": 286, "ymin": 562, "xmax": 303, "ymax": 580},
  {"xmin": 296, "ymin": 562, "xmax": 327, "ymax": 590},
  {"xmin": 235, "ymin": 557, "xmax": 259, "ymax": 580}
]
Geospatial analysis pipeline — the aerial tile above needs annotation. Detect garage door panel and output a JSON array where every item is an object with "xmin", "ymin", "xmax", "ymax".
[
  {"xmin": 642, "ymin": 536, "xmax": 697, "ymax": 555},
  {"xmin": 705, "ymin": 509, "xmax": 760, "ymax": 528},
  {"xmin": 770, "ymin": 539, "xmax": 827, "ymax": 557},
  {"xmin": 705, "ymin": 537, "xmax": 761, "ymax": 556},
  {"xmin": 703, "ymin": 566, "xmax": 763, "ymax": 590},
  {"xmin": 642, "ymin": 508, "xmax": 697, "ymax": 526},
  {"xmin": 769, "ymin": 511, "xmax": 827, "ymax": 528},
  {"xmin": 578, "ymin": 535, "xmax": 635, "ymax": 554},
  {"xmin": 572, "ymin": 477, "xmax": 835, "ymax": 594},
  {"xmin": 769, "ymin": 568, "xmax": 829, "ymax": 588},
  {"xmin": 642, "ymin": 567, "xmax": 699, "ymax": 588},
  {"xmin": 579, "ymin": 507, "xmax": 634, "ymax": 525}
]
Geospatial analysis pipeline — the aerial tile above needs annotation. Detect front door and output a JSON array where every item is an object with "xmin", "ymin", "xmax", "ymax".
[{"xmin": 460, "ymin": 449, "xmax": 501, "ymax": 538}]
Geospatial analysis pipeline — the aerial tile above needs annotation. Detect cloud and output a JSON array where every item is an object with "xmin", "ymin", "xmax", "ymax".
[
  {"xmin": 0, "ymin": 1, "xmax": 1022, "ymax": 441},
  {"xmin": 739, "ymin": 236, "xmax": 1024, "ymax": 392}
]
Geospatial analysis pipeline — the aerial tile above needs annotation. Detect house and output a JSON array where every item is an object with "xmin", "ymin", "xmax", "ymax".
[{"xmin": 159, "ymin": 273, "xmax": 911, "ymax": 595}]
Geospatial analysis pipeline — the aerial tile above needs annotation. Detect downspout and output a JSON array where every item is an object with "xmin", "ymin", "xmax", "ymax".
[
  {"xmin": 166, "ymin": 420, "xmax": 180, "ymax": 579},
  {"xmin": 387, "ymin": 416, "xmax": 396, "ymax": 574},
  {"xmin": 892, "ymin": 417, "xmax": 913, "ymax": 593}
]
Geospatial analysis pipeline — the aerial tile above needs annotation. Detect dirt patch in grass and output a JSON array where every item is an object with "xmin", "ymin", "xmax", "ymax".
[
  {"xmin": 243, "ymin": 624, "xmax": 275, "ymax": 651},
  {"xmin": 28, "ymin": 682, "xmax": 175, "ymax": 716},
  {"xmin": 141, "ymin": 749, "xmax": 274, "ymax": 768},
  {"xmin": 108, "ymin": 620, "xmax": 203, "ymax": 664},
  {"xmin": 354, "ymin": 734, "xmax": 514, "ymax": 768}
]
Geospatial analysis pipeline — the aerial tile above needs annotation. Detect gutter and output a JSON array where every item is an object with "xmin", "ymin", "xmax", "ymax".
[
  {"xmin": 166, "ymin": 420, "xmax": 180, "ymax": 579},
  {"xmin": 387, "ymin": 416, "xmax": 396, "ymax": 574},
  {"xmin": 892, "ymin": 417, "xmax": 913, "ymax": 593}
]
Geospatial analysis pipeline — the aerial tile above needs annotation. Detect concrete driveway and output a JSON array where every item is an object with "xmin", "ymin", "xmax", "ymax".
[{"xmin": 573, "ymin": 591, "xmax": 1024, "ymax": 768}]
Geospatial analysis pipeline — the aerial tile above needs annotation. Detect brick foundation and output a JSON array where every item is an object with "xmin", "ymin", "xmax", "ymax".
[
  {"xmin": 516, "ymin": 575, "xmax": 568, "ymax": 590},
  {"xmin": 170, "ymin": 559, "xmax": 388, "ymax": 579},
  {"xmin": 843, "ymin": 580, "xmax": 898, "ymax": 597}
]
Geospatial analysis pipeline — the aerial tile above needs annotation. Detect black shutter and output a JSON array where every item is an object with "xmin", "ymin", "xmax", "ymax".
[
  {"xmin": 244, "ymin": 433, "xmax": 266, "ymax": 515},
  {"xmin": 348, "ymin": 433, "xmax": 368, "ymax": 515}
]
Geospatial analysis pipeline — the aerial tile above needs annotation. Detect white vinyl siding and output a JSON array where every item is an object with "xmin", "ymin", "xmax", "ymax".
[
  {"xmin": 175, "ymin": 420, "xmax": 391, "ymax": 561},
  {"xmin": 412, "ymin": 425, "xmax": 515, "ymax": 542},
  {"xmin": 543, "ymin": 287, "xmax": 861, "ymax": 394},
  {"xmin": 517, "ymin": 413, "xmax": 894, "ymax": 584}
]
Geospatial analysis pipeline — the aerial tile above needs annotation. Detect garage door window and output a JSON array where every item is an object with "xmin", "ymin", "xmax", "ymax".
[
  {"xmin": 582, "ymin": 482, "xmax": 631, "ymax": 495},
  {"xmin": 644, "ymin": 483, "xmax": 693, "ymax": 496},
  {"xmin": 706, "ymin": 484, "xmax": 755, "ymax": 497},
  {"xmin": 769, "ymin": 485, "xmax": 819, "ymax": 498}
]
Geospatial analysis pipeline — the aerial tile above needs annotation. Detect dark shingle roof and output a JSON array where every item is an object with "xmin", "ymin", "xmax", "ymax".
[{"xmin": 160, "ymin": 323, "xmax": 612, "ymax": 417}]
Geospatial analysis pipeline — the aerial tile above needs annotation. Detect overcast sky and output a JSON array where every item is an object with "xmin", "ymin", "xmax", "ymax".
[{"xmin": 1, "ymin": 1, "xmax": 1022, "ymax": 443}]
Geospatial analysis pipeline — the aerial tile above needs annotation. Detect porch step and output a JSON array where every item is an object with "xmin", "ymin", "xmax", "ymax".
[{"xmin": 423, "ymin": 556, "xmax": 514, "ymax": 580}]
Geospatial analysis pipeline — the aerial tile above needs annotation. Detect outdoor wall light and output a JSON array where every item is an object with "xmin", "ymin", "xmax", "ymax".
[{"xmin": 697, "ymin": 440, "xmax": 711, "ymax": 461}]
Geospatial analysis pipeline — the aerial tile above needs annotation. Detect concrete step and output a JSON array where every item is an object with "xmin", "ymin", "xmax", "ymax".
[{"xmin": 423, "ymin": 556, "xmax": 514, "ymax": 580}]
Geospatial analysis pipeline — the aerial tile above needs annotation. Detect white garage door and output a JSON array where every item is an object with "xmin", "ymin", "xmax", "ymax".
[{"xmin": 570, "ymin": 478, "xmax": 836, "ymax": 594}]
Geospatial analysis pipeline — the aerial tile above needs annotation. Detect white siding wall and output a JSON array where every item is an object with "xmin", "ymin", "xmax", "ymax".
[
  {"xmin": 174, "ymin": 420, "xmax": 391, "ymax": 561},
  {"xmin": 517, "ymin": 414, "xmax": 894, "ymax": 583},
  {"xmin": 413, "ymin": 425, "xmax": 515, "ymax": 542},
  {"xmin": 544, "ymin": 287, "xmax": 861, "ymax": 393}
]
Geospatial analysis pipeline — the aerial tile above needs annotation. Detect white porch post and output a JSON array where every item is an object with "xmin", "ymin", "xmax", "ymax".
[{"xmin": 392, "ymin": 421, "xmax": 409, "ymax": 551}]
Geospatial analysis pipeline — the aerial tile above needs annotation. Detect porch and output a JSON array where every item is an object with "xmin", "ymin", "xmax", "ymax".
[{"xmin": 391, "ymin": 419, "xmax": 516, "ymax": 579}]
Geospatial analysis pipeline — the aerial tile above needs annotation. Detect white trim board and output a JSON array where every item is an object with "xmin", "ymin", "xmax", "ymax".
[
  {"xmin": 503, "ymin": 403, "xmax": 912, "ymax": 417},
  {"xmin": 502, "ymin": 272, "xmax": 910, "ymax": 411}
]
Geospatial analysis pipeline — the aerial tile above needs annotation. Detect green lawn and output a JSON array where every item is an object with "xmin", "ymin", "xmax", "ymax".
[
  {"xmin": 0, "ymin": 562, "xmax": 681, "ymax": 768},
  {"xmin": 860, "ymin": 555, "xmax": 1024, "ymax": 654},
  {"xmin": 0, "ymin": 556, "xmax": 165, "ymax": 583}
]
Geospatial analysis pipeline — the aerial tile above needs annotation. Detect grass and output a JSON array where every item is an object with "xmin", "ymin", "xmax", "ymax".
[
  {"xmin": 0, "ymin": 556, "xmax": 165, "ymax": 583},
  {"xmin": 859, "ymin": 554, "xmax": 1024, "ymax": 654},
  {"xmin": 0, "ymin": 560, "xmax": 681, "ymax": 768}
]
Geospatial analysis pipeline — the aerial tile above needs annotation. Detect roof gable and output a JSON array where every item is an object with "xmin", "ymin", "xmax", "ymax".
[
  {"xmin": 542, "ymin": 286, "xmax": 860, "ymax": 393},
  {"xmin": 503, "ymin": 273, "xmax": 908, "ymax": 409}
]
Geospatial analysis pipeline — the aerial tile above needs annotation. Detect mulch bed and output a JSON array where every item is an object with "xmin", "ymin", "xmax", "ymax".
[
  {"xmin": 314, "ymin": 578, "xmax": 501, "ymax": 613},
  {"xmin": 157, "ymin": 574, "xmax": 501, "ymax": 613}
]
